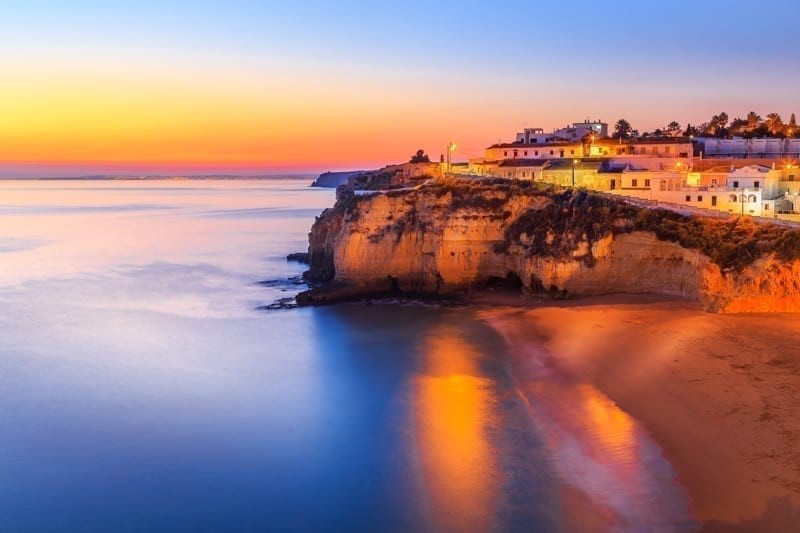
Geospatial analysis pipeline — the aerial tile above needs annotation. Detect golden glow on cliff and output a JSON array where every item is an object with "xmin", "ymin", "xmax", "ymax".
[{"xmin": 414, "ymin": 326, "xmax": 498, "ymax": 531}]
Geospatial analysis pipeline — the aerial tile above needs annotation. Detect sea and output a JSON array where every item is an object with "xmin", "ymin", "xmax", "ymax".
[{"xmin": 0, "ymin": 178, "xmax": 696, "ymax": 531}]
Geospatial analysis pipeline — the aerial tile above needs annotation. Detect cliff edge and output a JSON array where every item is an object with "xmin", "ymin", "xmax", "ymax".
[{"xmin": 300, "ymin": 169, "xmax": 800, "ymax": 313}]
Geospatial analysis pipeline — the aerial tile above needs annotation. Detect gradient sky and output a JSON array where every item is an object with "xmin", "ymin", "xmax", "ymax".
[{"xmin": 1, "ymin": 0, "xmax": 799, "ymax": 176}]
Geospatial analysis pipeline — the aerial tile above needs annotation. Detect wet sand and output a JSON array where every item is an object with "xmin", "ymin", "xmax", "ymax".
[{"xmin": 477, "ymin": 293, "xmax": 800, "ymax": 530}]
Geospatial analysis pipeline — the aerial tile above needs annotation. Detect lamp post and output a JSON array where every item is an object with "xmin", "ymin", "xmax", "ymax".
[
  {"xmin": 446, "ymin": 142, "xmax": 457, "ymax": 174},
  {"xmin": 572, "ymin": 159, "xmax": 579, "ymax": 187}
]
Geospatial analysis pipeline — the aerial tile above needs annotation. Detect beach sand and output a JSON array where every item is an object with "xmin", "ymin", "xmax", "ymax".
[{"xmin": 476, "ymin": 293, "xmax": 800, "ymax": 530}]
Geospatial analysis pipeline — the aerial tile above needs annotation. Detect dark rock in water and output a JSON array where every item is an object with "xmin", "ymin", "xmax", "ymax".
[
  {"xmin": 310, "ymin": 170, "xmax": 370, "ymax": 188},
  {"xmin": 256, "ymin": 297, "xmax": 298, "ymax": 311},
  {"xmin": 286, "ymin": 252, "xmax": 309, "ymax": 264},
  {"xmin": 257, "ymin": 275, "xmax": 307, "ymax": 288}
]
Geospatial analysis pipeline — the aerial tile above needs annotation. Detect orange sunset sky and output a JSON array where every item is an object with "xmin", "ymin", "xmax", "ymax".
[{"xmin": 2, "ymin": 1, "xmax": 798, "ymax": 176}]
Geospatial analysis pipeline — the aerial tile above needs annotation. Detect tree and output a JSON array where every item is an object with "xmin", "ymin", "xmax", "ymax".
[
  {"xmin": 683, "ymin": 123, "xmax": 699, "ymax": 137},
  {"xmin": 729, "ymin": 117, "xmax": 747, "ymax": 136},
  {"xmin": 787, "ymin": 113, "xmax": 798, "ymax": 137},
  {"xmin": 409, "ymin": 149, "xmax": 430, "ymax": 163},
  {"xmin": 745, "ymin": 111, "xmax": 761, "ymax": 132},
  {"xmin": 613, "ymin": 118, "xmax": 633, "ymax": 139},
  {"xmin": 765, "ymin": 113, "xmax": 784, "ymax": 136},
  {"xmin": 707, "ymin": 112, "xmax": 729, "ymax": 137},
  {"xmin": 666, "ymin": 121, "xmax": 681, "ymax": 134}
]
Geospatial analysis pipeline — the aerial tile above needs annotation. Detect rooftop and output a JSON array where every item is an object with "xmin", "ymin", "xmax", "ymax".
[
  {"xmin": 489, "ymin": 141, "xmax": 581, "ymax": 149},
  {"xmin": 498, "ymin": 158, "xmax": 550, "ymax": 167}
]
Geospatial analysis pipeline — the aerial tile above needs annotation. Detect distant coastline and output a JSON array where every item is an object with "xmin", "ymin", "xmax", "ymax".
[{"xmin": 310, "ymin": 170, "xmax": 372, "ymax": 188}]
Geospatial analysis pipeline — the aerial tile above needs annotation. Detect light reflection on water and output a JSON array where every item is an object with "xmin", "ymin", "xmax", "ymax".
[
  {"xmin": 0, "ymin": 179, "xmax": 696, "ymax": 531},
  {"xmin": 414, "ymin": 327, "xmax": 499, "ymax": 532}
]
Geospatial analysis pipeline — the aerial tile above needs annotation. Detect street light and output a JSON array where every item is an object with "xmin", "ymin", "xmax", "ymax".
[
  {"xmin": 572, "ymin": 159, "xmax": 579, "ymax": 187},
  {"xmin": 446, "ymin": 142, "xmax": 457, "ymax": 174}
]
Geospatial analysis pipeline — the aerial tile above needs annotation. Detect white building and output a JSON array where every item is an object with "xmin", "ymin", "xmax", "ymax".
[
  {"xmin": 697, "ymin": 137, "xmax": 800, "ymax": 158},
  {"xmin": 514, "ymin": 120, "xmax": 608, "ymax": 144},
  {"xmin": 484, "ymin": 142, "xmax": 583, "ymax": 161}
]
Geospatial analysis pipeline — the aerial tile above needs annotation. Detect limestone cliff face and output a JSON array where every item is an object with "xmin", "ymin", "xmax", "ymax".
[{"xmin": 303, "ymin": 176, "xmax": 800, "ymax": 313}]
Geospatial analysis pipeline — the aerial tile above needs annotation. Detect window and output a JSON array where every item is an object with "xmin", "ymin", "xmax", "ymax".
[
  {"xmin": 522, "ymin": 171, "xmax": 526, "ymax": 177},
  {"xmin": 754, "ymin": 181, "xmax": 760, "ymax": 188},
  {"xmin": 733, "ymin": 181, "xmax": 739, "ymax": 188},
  {"xmin": 712, "ymin": 196, "xmax": 717, "ymax": 207},
  {"xmin": 697, "ymin": 196, "xmax": 703, "ymax": 202},
  {"xmin": 748, "ymin": 195, "xmax": 757, "ymax": 203},
  {"xmin": 570, "ymin": 150, "xmax": 575, "ymax": 155},
  {"xmin": 685, "ymin": 195, "xmax": 691, "ymax": 202},
  {"xmin": 524, "ymin": 151, "xmax": 528, "ymax": 156},
  {"xmin": 764, "ymin": 204, "xmax": 770, "ymax": 211},
  {"xmin": 631, "ymin": 178, "xmax": 637, "ymax": 187},
  {"xmin": 729, "ymin": 194, "xmax": 738, "ymax": 202},
  {"xmin": 711, "ymin": 178, "xmax": 717, "ymax": 187},
  {"xmin": 789, "ymin": 175, "xmax": 796, "ymax": 182},
  {"xmin": 504, "ymin": 151, "xmax": 508, "ymax": 157},
  {"xmin": 534, "ymin": 150, "xmax": 539, "ymax": 156},
  {"xmin": 550, "ymin": 150, "xmax": 554, "ymax": 155},
  {"xmin": 664, "ymin": 146, "xmax": 671, "ymax": 154},
  {"xmin": 660, "ymin": 181, "xmax": 667, "ymax": 191},
  {"xmin": 645, "ymin": 179, "xmax": 651, "ymax": 187}
]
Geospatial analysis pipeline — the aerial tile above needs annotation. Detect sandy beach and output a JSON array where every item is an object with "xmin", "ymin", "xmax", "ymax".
[{"xmin": 477, "ymin": 293, "xmax": 800, "ymax": 531}]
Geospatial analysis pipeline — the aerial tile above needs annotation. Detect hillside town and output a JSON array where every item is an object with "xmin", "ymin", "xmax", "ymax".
[{"xmin": 455, "ymin": 117, "xmax": 800, "ymax": 221}]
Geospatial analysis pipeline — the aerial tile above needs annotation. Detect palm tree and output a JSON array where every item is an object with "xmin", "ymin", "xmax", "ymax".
[
  {"xmin": 745, "ymin": 111, "xmax": 761, "ymax": 132},
  {"xmin": 613, "ymin": 118, "xmax": 632, "ymax": 139},
  {"xmin": 729, "ymin": 117, "xmax": 747, "ymax": 136},
  {"xmin": 765, "ymin": 113, "xmax": 784, "ymax": 136}
]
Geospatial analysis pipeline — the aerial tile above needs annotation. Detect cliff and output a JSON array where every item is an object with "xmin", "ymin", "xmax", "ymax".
[
  {"xmin": 310, "ymin": 170, "xmax": 369, "ymax": 188},
  {"xmin": 301, "ymin": 172, "xmax": 800, "ymax": 313}
]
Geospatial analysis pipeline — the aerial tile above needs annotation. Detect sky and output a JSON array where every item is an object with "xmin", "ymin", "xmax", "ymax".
[{"xmin": 1, "ymin": 0, "xmax": 799, "ymax": 176}]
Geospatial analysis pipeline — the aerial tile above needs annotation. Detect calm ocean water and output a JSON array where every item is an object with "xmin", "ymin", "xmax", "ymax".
[{"xmin": 0, "ymin": 179, "xmax": 695, "ymax": 531}]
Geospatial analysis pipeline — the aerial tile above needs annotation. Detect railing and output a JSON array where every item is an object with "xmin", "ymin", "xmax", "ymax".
[{"xmin": 605, "ymin": 193, "xmax": 800, "ymax": 228}]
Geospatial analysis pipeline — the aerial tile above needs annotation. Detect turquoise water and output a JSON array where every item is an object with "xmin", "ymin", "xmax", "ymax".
[{"xmin": 0, "ymin": 179, "xmax": 695, "ymax": 531}]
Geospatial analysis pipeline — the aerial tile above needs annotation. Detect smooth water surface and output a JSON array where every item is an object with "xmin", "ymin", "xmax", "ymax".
[{"xmin": 0, "ymin": 179, "xmax": 695, "ymax": 531}]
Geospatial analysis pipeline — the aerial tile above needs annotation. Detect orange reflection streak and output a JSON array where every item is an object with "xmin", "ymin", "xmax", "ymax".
[
  {"xmin": 414, "ymin": 326, "xmax": 498, "ymax": 532},
  {"xmin": 576, "ymin": 383, "xmax": 636, "ymax": 465}
]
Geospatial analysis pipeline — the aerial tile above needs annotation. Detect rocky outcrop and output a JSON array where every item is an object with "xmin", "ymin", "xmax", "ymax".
[
  {"xmin": 311, "ymin": 170, "xmax": 369, "ymax": 188},
  {"xmin": 301, "ymin": 173, "xmax": 800, "ymax": 313}
]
